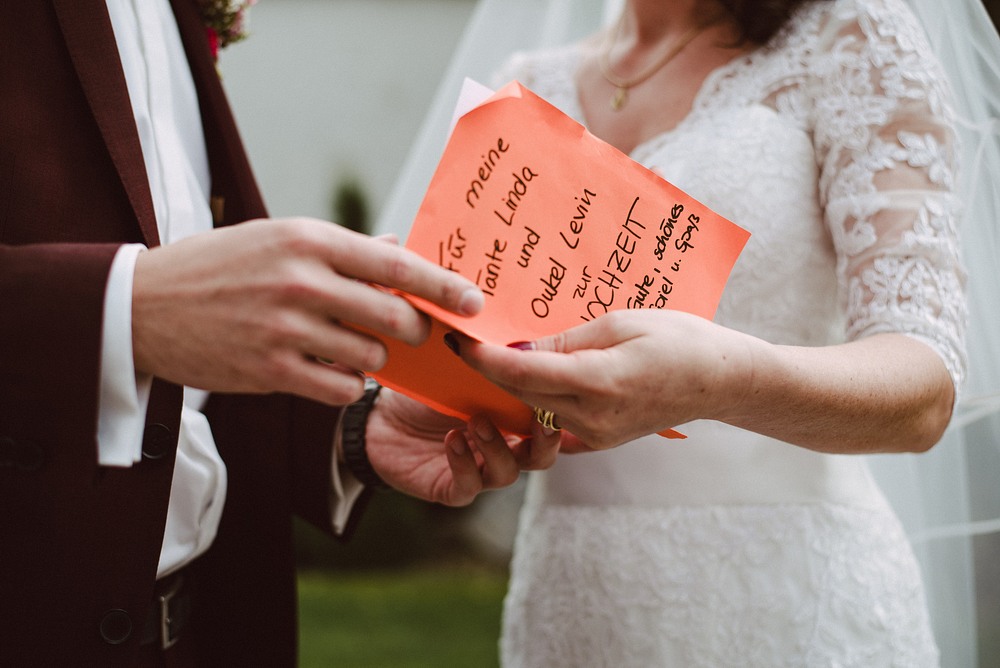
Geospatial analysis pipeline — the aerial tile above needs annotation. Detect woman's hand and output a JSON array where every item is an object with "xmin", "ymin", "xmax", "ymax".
[
  {"xmin": 452, "ymin": 309, "xmax": 954, "ymax": 454},
  {"xmin": 364, "ymin": 389, "xmax": 561, "ymax": 506},
  {"xmin": 452, "ymin": 310, "xmax": 755, "ymax": 450}
]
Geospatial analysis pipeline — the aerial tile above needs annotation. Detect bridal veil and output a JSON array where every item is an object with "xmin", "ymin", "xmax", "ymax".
[{"xmin": 377, "ymin": 1, "xmax": 1000, "ymax": 664}]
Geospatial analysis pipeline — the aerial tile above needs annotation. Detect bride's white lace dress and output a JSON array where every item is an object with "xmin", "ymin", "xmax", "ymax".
[{"xmin": 494, "ymin": 0, "xmax": 965, "ymax": 665}]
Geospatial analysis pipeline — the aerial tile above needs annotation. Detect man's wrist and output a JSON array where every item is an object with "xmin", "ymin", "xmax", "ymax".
[{"xmin": 340, "ymin": 379, "xmax": 391, "ymax": 491}]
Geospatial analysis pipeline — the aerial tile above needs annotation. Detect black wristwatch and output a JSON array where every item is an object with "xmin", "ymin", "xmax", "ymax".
[{"xmin": 340, "ymin": 379, "xmax": 391, "ymax": 491}]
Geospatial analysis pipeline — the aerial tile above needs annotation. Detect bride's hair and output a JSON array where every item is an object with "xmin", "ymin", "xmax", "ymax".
[{"xmin": 718, "ymin": 0, "xmax": 831, "ymax": 44}]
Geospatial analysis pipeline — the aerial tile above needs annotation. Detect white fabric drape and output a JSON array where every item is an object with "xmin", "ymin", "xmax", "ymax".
[{"xmin": 867, "ymin": 1, "xmax": 1000, "ymax": 665}]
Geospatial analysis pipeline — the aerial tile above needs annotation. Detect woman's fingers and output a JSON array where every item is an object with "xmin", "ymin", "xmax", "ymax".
[
  {"xmin": 514, "ymin": 311, "xmax": 641, "ymax": 353},
  {"xmin": 452, "ymin": 333, "xmax": 583, "ymax": 395}
]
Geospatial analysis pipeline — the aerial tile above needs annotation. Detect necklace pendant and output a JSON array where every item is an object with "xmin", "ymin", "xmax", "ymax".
[{"xmin": 610, "ymin": 87, "xmax": 627, "ymax": 111}]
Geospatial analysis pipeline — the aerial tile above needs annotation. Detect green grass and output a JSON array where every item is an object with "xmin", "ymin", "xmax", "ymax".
[{"xmin": 297, "ymin": 568, "xmax": 508, "ymax": 668}]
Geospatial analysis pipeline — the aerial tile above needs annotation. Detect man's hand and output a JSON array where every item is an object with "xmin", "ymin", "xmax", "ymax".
[
  {"xmin": 364, "ymin": 389, "xmax": 561, "ymax": 506},
  {"xmin": 131, "ymin": 218, "xmax": 484, "ymax": 405}
]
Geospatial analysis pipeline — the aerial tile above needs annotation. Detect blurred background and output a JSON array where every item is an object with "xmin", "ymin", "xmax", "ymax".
[{"xmin": 219, "ymin": 1, "xmax": 1000, "ymax": 666}]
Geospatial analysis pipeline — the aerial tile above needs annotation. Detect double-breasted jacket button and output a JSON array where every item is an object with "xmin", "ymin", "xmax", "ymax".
[
  {"xmin": 141, "ymin": 423, "xmax": 173, "ymax": 461},
  {"xmin": 99, "ymin": 609, "xmax": 132, "ymax": 645}
]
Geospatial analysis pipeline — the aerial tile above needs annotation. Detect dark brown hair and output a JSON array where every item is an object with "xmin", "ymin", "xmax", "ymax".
[{"xmin": 718, "ymin": 0, "xmax": 830, "ymax": 44}]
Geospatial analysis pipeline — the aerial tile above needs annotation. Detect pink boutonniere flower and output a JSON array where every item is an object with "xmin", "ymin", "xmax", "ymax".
[{"xmin": 199, "ymin": 0, "xmax": 257, "ymax": 61}]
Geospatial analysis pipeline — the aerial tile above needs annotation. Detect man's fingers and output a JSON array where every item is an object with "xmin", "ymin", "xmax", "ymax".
[
  {"xmin": 444, "ymin": 430, "xmax": 484, "ymax": 505},
  {"xmin": 465, "ymin": 415, "xmax": 520, "ymax": 489},
  {"xmin": 372, "ymin": 233, "xmax": 400, "ymax": 245},
  {"xmin": 273, "ymin": 354, "xmax": 366, "ymax": 406},
  {"xmin": 313, "ymin": 277, "xmax": 433, "ymax": 347},
  {"xmin": 511, "ymin": 420, "xmax": 562, "ymax": 470},
  {"xmin": 323, "ymin": 227, "xmax": 484, "ymax": 318},
  {"xmin": 262, "ymin": 306, "xmax": 392, "ymax": 373},
  {"xmin": 551, "ymin": 431, "xmax": 593, "ymax": 454}
]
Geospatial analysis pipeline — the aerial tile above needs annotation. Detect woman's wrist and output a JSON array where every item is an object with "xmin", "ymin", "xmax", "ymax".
[{"xmin": 697, "ymin": 325, "xmax": 763, "ymax": 427}]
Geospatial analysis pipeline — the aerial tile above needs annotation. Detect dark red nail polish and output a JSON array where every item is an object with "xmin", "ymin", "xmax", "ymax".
[{"xmin": 508, "ymin": 341, "xmax": 535, "ymax": 351}]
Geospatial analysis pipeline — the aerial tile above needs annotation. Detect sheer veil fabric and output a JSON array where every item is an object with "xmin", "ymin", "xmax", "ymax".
[
  {"xmin": 865, "ymin": 0, "xmax": 1000, "ymax": 664},
  {"xmin": 376, "ymin": 0, "xmax": 1000, "ymax": 663}
]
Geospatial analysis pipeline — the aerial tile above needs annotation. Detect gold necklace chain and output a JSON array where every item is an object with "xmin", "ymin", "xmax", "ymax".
[{"xmin": 598, "ymin": 18, "xmax": 709, "ymax": 111}]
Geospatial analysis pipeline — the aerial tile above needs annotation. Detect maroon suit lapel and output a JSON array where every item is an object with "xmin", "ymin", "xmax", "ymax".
[
  {"xmin": 51, "ymin": 0, "xmax": 161, "ymax": 246},
  {"xmin": 169, "ymin": 0, "xmax": 268, "ymax": 225},
  {"xmin": 52, "ymin": 0, "xmax": 265, "ymax": 238}
]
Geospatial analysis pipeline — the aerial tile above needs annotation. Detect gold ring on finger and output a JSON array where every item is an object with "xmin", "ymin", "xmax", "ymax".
[{"xmin": 533, "ymin": 406, "xmax": 562, "ymax": 431}]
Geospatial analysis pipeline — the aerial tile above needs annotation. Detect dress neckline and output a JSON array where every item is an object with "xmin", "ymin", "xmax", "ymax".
[{"xmin": 564, "ymin": 42, "xmax": 755, "ymax": 160}]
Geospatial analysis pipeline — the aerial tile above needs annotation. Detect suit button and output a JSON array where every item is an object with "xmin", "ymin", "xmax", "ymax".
[
  {"xmin": 99, "ymin": 609, "xmax": 132, "ymax": 645},
  {"xmin": 141, "ymin": 423, "xmax": 173, "ymax": 460}
]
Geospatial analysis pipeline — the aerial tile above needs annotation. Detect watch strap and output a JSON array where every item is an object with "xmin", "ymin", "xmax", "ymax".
[{"xmin": 341, "ymin": 380, "xmax": 390, "ymax": 491}]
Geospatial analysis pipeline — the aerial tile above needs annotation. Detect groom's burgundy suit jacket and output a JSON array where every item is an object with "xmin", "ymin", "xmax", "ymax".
[{"xmin": 1, "ymin": 2, "xmax": 348, "ymax": 665}]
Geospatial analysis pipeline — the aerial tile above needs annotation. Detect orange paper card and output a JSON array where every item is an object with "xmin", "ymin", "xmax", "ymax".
[{"xmin": 372, "ymin": 81, "xmax": 750, "ymax": 437}]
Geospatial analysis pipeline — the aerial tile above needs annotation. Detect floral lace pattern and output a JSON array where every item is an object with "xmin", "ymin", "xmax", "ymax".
[
  {"xmin": 501, "ymin": 503, "xmax": 939, "ymax": 667},
  {"xmin": 494, "ymin": 0, "xmax": 962, "ymax": 664},
  {"xmin": 494, "ymin": 0, "xmax": 966, "ymax": 382}
]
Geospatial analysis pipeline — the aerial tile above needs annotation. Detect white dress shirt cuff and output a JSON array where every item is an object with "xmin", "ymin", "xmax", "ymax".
[
  {"xmin": 331, "ymin": 410, "xmax": 366, "ymax": 535},
  {"xmin": 97, "ymin": 243, "xmax": 153, "ymax": 467}
]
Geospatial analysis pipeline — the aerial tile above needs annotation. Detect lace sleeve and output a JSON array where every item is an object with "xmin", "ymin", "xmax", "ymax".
[{"xmin": 812, "ymin": 0, "xmax": 968, "ymax": 391}]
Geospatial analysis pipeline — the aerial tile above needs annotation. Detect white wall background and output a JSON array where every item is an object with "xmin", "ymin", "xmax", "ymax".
[{"xmin": 219, "ymin": 0, "xmax": 475, "ymax": 224}]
